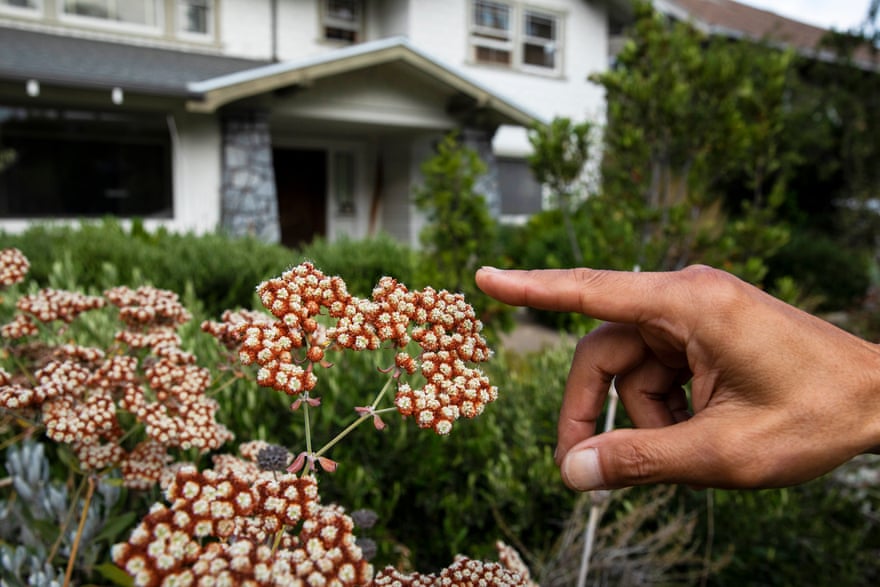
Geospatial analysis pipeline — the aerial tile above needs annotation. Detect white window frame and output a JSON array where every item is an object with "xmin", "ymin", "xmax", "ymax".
[
  {"xmin": 521, "ymin": 8, "xmax": 559, "ymax": 73},
  {"xmin": 321, "ymin": 0, "xmax": 363, "ymax": 44},
  {"xmin": 470, "ymin": 0, "xmax": 514, "ymax": 67},
  {"xmin": 59, "ymin": 0, "xmax": 164, "ymax": 36},
  {"xmin": 175, "ymin": 0, "xmax": 214, "ymax": 41},
  {"xmin": 0, "ymin": 0, "xmax": 43, "ymax": 18},
  {"xmin": 469, "ymin": 1, "xmax": 563, "ymax": 76}
]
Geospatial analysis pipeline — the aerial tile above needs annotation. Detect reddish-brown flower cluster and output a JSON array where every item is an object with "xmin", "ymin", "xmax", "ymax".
[
  {"xmin": 120, "ymin": 362, "xmax": 232, "ymax": 452},
  {"xmin": 0, "ymin": 338, "xmax": 231, "ymax": 483},
  {"xmin": 0, "ymin": 250, "xmax": 233, "ymax": 488},
  {"xmin": 0, "ymin": 313, "xmax": 39, "ymax": 339},
  {"xmin": 233, "ymin": 263, "xmax": 346, "ymax": 397},
  {"xmin": 202, "ymin": 263, "xmax": 498, "ymax": 436},
  {"xmin": 112, "ymin": 450, "xmax": 373, "ymax": 587},
  {"xmin": 0, "ymin": 247, "xmax": 29, "ymax": 287},
  {"xmin": 105, "ymin": 286, "xmax": 192, "ymax": 329},
  {"xmin": 201, "ymin": 309, "xmax": 273, "ymax": 350},
  {"xmin": 372, "ymin": 554, "xmax": 533, "ymax": 586},
  {"xmin": 15, "ymin": 288, "xmax": 105, "ymax": 324}
]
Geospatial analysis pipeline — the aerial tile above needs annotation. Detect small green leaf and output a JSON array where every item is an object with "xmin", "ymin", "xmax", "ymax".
[
  {"xmin": 93, "ymin": 511, "xmax": 138, "ymax": 544},
  {"xmin": 94, "ymin": 562, "xmax": 134, "ymax": 587}
]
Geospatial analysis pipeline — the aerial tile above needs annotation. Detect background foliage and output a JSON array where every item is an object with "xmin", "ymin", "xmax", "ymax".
[
  {"xmin": 1, "ymin": 226, "xmax": 878, "ymax": 584},
  {"xmin": 3, "ymin": 2, "xmax": 880, "ymax": 583}
]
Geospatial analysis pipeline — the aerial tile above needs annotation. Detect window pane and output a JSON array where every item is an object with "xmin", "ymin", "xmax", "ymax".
[
  {"xmin": 525, "ymin": 13, "xmax": 555, "ymax": 40},
  {"xmin": 333, "ymin": 151, "xmax": 355, "ymax": 215},
  {"xmin": 474, "ymin": 0, "xmax": 509, "ymax": 32},
  {"xmin": 327, "ymin": 0, "xmax": 358, "ymax": 22},
  {"xmin": 498, "ymin": 158, "xmax": 542, "ymax": 215},
  {"xmin": 325, "ymin": 27, "xmax": 356, "ymax": 42},
  {"xmin": 524, "ymin": 42, "xmax": 555, "ymax": 68},
  {"xmin": 64, "ymin": 0, "xmax": 158, "ymax": 25},
  {"xmin": 180, "ymin": 0, "xmax": 210, "ymax": 33},
  {"xmin": 65, "ymin": 0, "xmax": 109, "ymax": 18},
  {"xmin": 475, "ymin": 46, "xmax": 511, "ymax": 65},
  {"xmin": 1, "ymin": 0, "xmax": 39, "ymax": 9},
  {"xmin": 0, "ymin": 106, "xmax": 172, "ymax": 218},
  {"xmin": 324, "ymin": 0, "xmax": 360, "ymax": 42}
]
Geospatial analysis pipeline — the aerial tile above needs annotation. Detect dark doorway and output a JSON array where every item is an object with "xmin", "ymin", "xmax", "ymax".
[{"xmin": 273, "ymin": 148, "xmax": 327, "ymax": 248}]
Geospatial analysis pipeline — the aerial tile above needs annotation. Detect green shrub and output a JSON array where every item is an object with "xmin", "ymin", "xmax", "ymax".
[
  {"xmin": 0, "ymin": 219, "xmax": 297, "ymax": 315},
  {"xmin": 766, "ymin": 230, "xmax": 871, "ymax": 311}
]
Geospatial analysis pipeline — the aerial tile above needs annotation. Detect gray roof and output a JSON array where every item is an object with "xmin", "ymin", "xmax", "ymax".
[
  {"xmin": 0, "ymin": 27, "xmax": 270, "ymax": 97},
  {"xmin": 0, "ymin": 28, "xmax": 542, "ymax": 126}
]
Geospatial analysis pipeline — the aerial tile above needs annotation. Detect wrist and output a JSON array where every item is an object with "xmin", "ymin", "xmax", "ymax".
[{"xmin": 862, "ymin": 343, "xmax": 880, "ymax": 454}]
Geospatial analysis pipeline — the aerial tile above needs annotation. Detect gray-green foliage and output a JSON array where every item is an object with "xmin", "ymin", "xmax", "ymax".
[{"xmin": 0, "ymin": 442, "xmax": 125, "ymax": 586}]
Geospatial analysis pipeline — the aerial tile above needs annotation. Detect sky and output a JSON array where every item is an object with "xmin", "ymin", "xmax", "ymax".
[{"xmin": 735, "ymin": 0, "xmax": 871, "ymax": 31}]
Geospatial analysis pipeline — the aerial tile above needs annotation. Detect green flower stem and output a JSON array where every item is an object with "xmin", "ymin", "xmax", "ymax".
[
  {"xmin": 315, "ymin": 414, "xmax": 369, "ymax": 459},
  {"xmin": 315, "ymin": 375, "xmax": 397, "ymax": 459},
  {"xmin": 370, "ymin": 375, "xmax": 395, "ymax": 410},
  {"xmin": 304, "ymin": 402, "xmax": 313, "ymax": 456},
  {"xmin": 206, "ymin": 373, "xmax": 243, "ymax": 397}
]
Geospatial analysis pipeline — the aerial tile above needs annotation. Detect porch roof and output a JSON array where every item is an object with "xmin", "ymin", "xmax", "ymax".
[{"xmin": 186, "ymin": 36, "xmax": 545, "ymax": 126}]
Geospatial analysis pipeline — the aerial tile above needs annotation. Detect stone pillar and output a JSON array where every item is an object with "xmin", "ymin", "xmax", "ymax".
[
  {"xmin": 460, "ymin": 127, "xmax": 501, "ymax": 218},
  {"xmin": 220, "ymin": 111, "xmax": 281, "ymax": 243}
]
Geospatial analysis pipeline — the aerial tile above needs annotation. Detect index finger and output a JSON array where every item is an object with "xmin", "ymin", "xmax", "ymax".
[{"xmin": 475, "ymin": 266, "xmax": 687, "ymax": 324}]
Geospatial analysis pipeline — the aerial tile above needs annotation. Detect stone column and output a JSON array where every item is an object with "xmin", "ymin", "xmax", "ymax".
[
  {"xmin": 460, "ymin": 127, "xmax": 501, "ymax": 218},
  {"xmin": 220, "ymin": 111, "xmax": 281, "ymax": 243}
]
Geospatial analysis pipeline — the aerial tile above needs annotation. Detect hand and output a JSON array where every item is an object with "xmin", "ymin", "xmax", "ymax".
[{"xmin": 475, "ymin": 265, "xmax": 880, "ymax": 491}]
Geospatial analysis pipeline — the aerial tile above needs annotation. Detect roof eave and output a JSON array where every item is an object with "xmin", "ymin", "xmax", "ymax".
[{"xmin": 185, "ymin": 37, "xmax": 544, "ymax": 127}]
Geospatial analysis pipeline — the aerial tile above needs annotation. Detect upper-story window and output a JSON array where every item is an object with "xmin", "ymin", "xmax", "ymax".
[
  {"xmin": 470, "ymin": 1, "xmax": 562, "ymax": 75},
  {"xmin": 62, "ymin": 0, "xmax": 161, "ymax": 29},
  {"xmin": 0, "ymin": 0, "xmax": 40, "ymax": 13},
  {"xmin": 1, "ymin": 0, "xmax": 219, "ymax": 41},
  {"xmin": 322, "ymin": 0, "xmax": 362, "ymax": 43},
  {"xmin": 177, "ymin": 0, "xmax": 213, "ymax": 37}
]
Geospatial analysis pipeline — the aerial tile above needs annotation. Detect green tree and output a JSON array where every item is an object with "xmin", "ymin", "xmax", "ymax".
[
  {"xmin": 414, "ymin": 131, "xmax": 495, "ymax": 292},
  {"xmin": 592, "ymin": 2, "xmax": 791, "ymax": 280},
  {"xmin": 527, "ymin": 118, "xmax": 595, "ymax": 264},
  {"xmin": 412, "ymin": 131, "xmax": 510, "ymax": 330}
]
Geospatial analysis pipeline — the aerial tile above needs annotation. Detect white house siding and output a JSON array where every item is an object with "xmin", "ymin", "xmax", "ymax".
[
  {"xmin": 370, "ymin": 0, "xmax": 411, "ymax": 38},
  {"xmin": 406, "ymin": 0, "xmax": 469, "ymax": 61},
  {"xmin": 274, "ymin": 0, "xmax": 327, "ymax": 59},
  {"xmin": 218, "ymin": 0, "xmax": 274, "ymax": 59},
  {"xmin": 167, "ymin": 112, "xmax": 223, "ymax": 234}
]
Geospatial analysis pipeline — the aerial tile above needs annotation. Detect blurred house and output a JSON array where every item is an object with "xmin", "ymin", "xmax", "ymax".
[
  {"xmin": 646, "ymin": 0, "xmax": 874, "ymax": 64},
  {"xmin": 0, "ymin": 0, "xmax": 622, "ymax": 246}
]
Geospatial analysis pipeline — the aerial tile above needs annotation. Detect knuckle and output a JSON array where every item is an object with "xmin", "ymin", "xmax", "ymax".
[
  {"xmin": 616, "ymin": 442, "xmax": 658, "ymax": 485},
  {"xmin": 678, "ymin": 265, "xmax": 744, "ymax": 314}
]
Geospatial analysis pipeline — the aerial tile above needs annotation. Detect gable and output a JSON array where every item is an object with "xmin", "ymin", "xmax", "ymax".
[
  {"xmin": 268, "ymin": 63, "xmax": 463, "ymax": 130},
  {"xmin": 187, "ymin": 36, "xmax": 543, "ymax": 128}
]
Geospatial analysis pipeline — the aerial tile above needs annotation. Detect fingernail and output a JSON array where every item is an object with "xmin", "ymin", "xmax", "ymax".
[
  {"xmin": 479, "ymin": 266, "xmax": 502, "ymax": 273},
  {"xmin": 562, "ymin": 448, "xmax": 605, "ymax": 491}
]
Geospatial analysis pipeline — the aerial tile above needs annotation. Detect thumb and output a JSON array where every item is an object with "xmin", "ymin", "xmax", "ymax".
[{"xmin": 560, "ymin": 424, "xmax": 719, "ymax": 490}]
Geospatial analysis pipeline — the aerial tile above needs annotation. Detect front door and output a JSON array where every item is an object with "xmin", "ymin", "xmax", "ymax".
[{"xmin": 273, "ymin": 148, "xmax": 327, "ymax": 248}]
